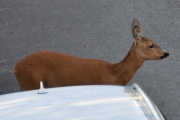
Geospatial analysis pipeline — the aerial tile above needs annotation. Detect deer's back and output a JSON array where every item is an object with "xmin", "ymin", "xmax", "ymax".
[{"xmin": 14, "ymin": 51, "xmax": 115, "ymax": 90}]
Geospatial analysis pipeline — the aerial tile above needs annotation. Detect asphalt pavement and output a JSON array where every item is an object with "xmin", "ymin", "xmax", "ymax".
[{"xmin": 0, "ymin": 0, "xmax": 180, "ymax": 119}]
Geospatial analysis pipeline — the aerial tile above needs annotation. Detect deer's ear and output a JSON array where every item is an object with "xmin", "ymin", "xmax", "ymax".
[{"xmin": 132, "ymin": 19, "xmax": 142, "ymax": 40}]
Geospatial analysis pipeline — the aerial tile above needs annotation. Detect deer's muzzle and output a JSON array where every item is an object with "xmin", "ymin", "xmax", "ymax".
[{"xmin": 161, "ymin": 52, "xmax": 169, "ymax": 59}]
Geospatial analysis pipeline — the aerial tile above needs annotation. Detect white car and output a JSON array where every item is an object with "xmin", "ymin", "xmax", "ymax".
[{"xmin": 0, "ymin": 83, "xmax": 166, "ymax": 120}]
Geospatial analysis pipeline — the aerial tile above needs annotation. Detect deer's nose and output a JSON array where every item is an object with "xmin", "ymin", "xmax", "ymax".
[
  {"xmin": 164, "ymin": 52, "xmax": 169, "ymax": 58},
  {"xmin": 161, "ymin": 52, "xmax": 169, "ymax": 59}
]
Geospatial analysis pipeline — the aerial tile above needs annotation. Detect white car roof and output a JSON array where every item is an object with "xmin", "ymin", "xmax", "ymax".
[{"xmin": 0, "ymin": 83, "xmax": 165, "ymax": 120}]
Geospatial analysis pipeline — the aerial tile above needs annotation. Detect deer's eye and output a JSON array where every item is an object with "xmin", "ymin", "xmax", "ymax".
[{"xmin": 149, "ymin": 45, "xmax": 154, "ymax": 48}]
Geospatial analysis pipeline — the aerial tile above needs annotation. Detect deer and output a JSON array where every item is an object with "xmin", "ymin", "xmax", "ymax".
[{"xmin": 14, "ymin": 19, "xmax": 169, "ymax": 91}]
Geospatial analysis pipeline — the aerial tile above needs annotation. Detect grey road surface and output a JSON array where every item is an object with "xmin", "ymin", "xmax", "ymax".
[{"xmin": 0, "ymin": 0, "xmax": 179, "ymax": 120}]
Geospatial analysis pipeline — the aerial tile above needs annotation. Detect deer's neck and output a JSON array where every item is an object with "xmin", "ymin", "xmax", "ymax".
[{"xmin": 112, "ymin": 43, "xmax": 145, "ymax": 85}]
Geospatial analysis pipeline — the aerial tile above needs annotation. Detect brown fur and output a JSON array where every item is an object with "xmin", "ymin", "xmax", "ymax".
[{"xmin": 14, "ymin": 19, "xmax": 169, "ymax": 91}]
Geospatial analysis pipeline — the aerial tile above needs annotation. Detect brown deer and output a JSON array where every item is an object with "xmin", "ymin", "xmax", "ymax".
[{"xmin": 14, "ymin": 19, "xmax": 169, "ymax": 91}]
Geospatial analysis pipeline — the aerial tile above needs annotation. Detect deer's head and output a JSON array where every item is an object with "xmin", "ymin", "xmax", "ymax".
[{"xmin": 131, "ymin": 19, "xmax": 169, "ymax": 60}]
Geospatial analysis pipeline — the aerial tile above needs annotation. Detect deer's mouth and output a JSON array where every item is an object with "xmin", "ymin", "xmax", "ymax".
[{"xmin": 160, "ymin": 52, "xmax": 169, "ymax": 59}]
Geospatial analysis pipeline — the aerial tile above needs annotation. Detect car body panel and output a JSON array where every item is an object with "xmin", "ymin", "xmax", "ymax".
[{"xmin": 0, "ymin": 83, "xmax": 165, "ymax": 120}]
